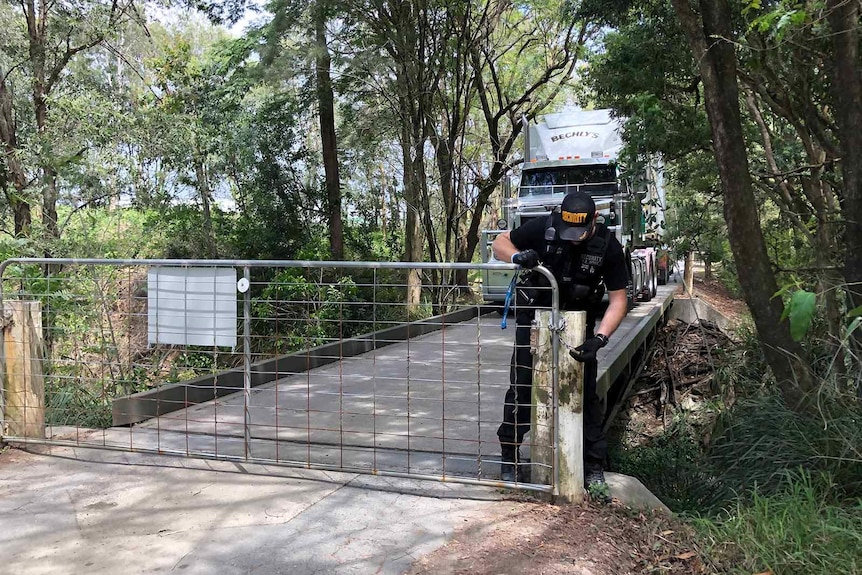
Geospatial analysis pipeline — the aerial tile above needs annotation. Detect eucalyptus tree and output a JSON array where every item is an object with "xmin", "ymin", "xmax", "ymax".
[
  {"xmin": 345, "ymin": 0, "xmax": 590, "ymax": 307},
  {"xmin": 0, "ymin": 0, "xmax": 142, "ymax": 242},
  {"xmin": 464, "ymin": 0, "xmax": 588, "ymax": 268},
  {"xmin": 340, "ymin": 0, "xmax": 455, "ymax": 309},
  {"xmin": 352, "ymin": 0, "xmax": 483, "ymax": 302},
  {"xmin": 578, "ymin": 0, "xmax": 862, "ymax": 405},
  {"xmin": 670, "ymin": 0, "xmax": 862, "ymax": 394},
  {"xmin": 139, "ymin": 21, "xmax": 321, "ymax": 260},
  {"xmin": 144, "ymin": 23, "xmax": 235, "ymax": 258},
  {"xmin": 262, "ymin": 0, "xmax": 345, "ymax": 260},
  {"xmin": 722, "ymin": 2, "xmax": 856, "ymax": 370}
]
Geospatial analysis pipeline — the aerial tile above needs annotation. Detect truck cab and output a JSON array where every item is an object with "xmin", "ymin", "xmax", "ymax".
[{"xmin": 481, "ymin": 109, "xmax": 665, "ymax": 306}]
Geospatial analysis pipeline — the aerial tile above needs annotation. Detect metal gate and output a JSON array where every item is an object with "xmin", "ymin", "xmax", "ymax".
[{"xmin": 0, "ymin": 259, "xmax": 561, "ymax": 493}]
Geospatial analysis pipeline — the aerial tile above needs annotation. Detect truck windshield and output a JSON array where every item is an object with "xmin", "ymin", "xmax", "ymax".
[{"xmin": 519, "ymin": 166, "xmax": 618, "ymax": 197}]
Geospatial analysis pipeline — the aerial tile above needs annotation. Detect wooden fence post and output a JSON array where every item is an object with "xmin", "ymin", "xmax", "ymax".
[
  {"xmin": 1, "ymin": 300, "xmax": 45, "ymax": 439},
  {"xmin": 532, "ymin": 309, "xmax": 585, "ymax": 503}
]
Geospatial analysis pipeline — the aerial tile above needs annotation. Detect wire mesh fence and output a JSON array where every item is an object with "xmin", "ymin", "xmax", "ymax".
[{"xmin": 0, "ymin": 259, "xmax": 560, "ymax": 492}]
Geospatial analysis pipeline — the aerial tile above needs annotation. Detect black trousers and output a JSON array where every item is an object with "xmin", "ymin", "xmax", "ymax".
[{"xmin": 496, "ymin": 310, "xmax": 607, "ymax": 463}]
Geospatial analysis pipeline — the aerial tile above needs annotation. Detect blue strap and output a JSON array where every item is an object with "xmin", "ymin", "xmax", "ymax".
[{"xmin": 501, "ymin": 273, "xmax": 519, "ymax": 329}]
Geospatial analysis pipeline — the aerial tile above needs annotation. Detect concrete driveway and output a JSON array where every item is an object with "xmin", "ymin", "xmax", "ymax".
[{"xmin": 0, "ymin": 446, "xmax": 504, "ymax": 575}]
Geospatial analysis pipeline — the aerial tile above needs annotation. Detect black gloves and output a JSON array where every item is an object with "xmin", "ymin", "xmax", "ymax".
[
  {"xmin": 569, "ymin": 334, "xmax": 608, "ymax": 362},
  {"xmin": 511, "ymin": 249, "xmax": 540, "ymax": 268}
]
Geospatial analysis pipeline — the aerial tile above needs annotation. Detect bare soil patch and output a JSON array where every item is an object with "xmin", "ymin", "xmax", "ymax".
[
  {"xmin": 677, "ymin": 276, "xmax": 750, "ymax": 326},
  {"xmin": 408, "ymin": 496, "xmax": 711, "ymax": 575}
]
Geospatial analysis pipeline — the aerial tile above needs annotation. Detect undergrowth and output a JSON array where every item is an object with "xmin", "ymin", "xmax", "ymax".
[
  {"xmin": 696, "ymin": 470, "xmax": 862, "ymax": 575},
  {"xmin": 613, "ymin": 325, "xmax": 862, "ymax": 574}
]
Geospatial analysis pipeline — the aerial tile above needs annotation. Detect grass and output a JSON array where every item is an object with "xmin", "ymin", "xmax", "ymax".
[
  {"xmin": 45, "ymin": 378, "xmax": 113, "ymax": 428},
  {"xmin": 616, "ymin": 395, "xmax": 862, "ymax": 574},
  {"xmin": 695, "ymin": 470, "xmax": 862, "ymax": 575},
  {"xmin": 610, "ymin": 418, "xmax": 719, "ymax": 513}
]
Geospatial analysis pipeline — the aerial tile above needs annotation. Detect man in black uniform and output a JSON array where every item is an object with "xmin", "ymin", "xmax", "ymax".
[{"xmin": 492, "ymin": 191, "xmax": 629, "ymax": 488}]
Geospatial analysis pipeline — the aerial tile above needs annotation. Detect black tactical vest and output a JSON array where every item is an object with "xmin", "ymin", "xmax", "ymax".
[{"xmin": 517, "ymin": 217, "xmax": 611, "ymax": 310}]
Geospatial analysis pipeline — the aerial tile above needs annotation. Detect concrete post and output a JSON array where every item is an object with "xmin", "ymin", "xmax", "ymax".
[
  {"xmin": 1, "ymin": 300, "xmax": 45, "ymax": 439},
  {"xmin": 531, "ymin": 309, "xmax": 585, "ymax": 503}
]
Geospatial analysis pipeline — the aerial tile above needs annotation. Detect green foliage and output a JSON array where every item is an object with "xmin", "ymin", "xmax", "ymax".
[
  {"xmin": 45, "ymin": 378, "xmax": 113, "ymax": 429},
  {"xmin": 156, "ymin": 205, "xmax": 234, "ymax": 259},
  {"xmin": 253, "ymin": 271, "xmax": 360, "ymax": 351},
  {"xmin": 57, "ymin": 207, "xmax": 166, "ymax": 259},
  {"xmin": 696, "ymin": 470, "xmax": 862, "ymax": 575},
  {"xmin": 715, "ymin": 257, "xmax": 743, "ymax": 298},
  {"xmin": 611, "ymin": 418, "xmax": 719, "ymax": 513},
  {"xmin": 584, "ymin": 1, "xmax": 711, "ymax": 164},
  {"xmin": 586, "ymin": 479, "xmax": 611, "ymax": 503},
  {"xmin": 779, "ymin": 289, "xmax": 816, "ymax": 342},
  {"xmin": 618, "ymin": 334, "xmax": 862, "ymax": 573},
  {"xmin": 0, "ymin": 237, "xmax": 38, "ymax": 261},
  {"xmin": 165, "ymin": 350, "xmax": 219, "ymax": 383},
  {"xmin": 706, "ymin": 390, "xmax": 862, "ymax": 503}
]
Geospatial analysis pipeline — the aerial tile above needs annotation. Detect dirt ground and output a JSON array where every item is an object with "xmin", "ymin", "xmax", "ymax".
[
  {"xmin": 677, "ymin": 276, "xmax": 750, "ymax": 326},
  {"xmin": 407, "ymin": 496, "xmax": 711, "ymax": 575}
]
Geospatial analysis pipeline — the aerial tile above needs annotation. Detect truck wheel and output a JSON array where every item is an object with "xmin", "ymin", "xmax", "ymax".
[
  {"xmin": 640, "ymin": 258, "xmax": 653, "ymax": 302},
  {"xmin": 633, "ymin": 258, "xmax": 646, "ymax": 301}
]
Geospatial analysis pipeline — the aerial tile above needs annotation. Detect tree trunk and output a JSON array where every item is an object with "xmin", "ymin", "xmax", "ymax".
[
  {"xmin": 826, "ymin": 0, "xmax": 862, "ymax": 369},
  {"xmin": 11, "ymin": 195, "xmax": 32, "ymax": 237},
  {"xmin": 315, "ymin": 1, "xmax": 343, "ymax": 261},
  {"xmin": 41, "ymin": 166, "xmax": 59, "ymax": 245},
  {"xmin": 400, "ymin": 124, "xmax": 423, "ymax": 314},
  {"xmin": 683, "ymin": 250, "xmax": 694, "ymax": 295},
  {"xmin": 671, "ymin": 0, "xmax": 814, "ymax": 407},
  {"xmin": 432, "ymin": 134, "xmax": 456, "ymax": 262},
  {"xmin": 28, "ymin": 0, "xmax": 59, "ymax": 245},
  {"xmin": 194, "ymin": 157, "xmax": 217, "ymax": 259},
  {"xmin": 0, "ymin": 72, "xmax": 32, "ymax": 236}
]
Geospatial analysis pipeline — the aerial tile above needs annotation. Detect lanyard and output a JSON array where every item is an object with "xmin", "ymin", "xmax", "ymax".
[{"xmin": 501, "ymin": 273, "xmax": 519, "ymax": 329}]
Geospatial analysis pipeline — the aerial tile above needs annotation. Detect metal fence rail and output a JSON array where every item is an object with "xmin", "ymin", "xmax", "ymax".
[{"xmin": 0, "ymin": 258, "xmax": 560, "ymax": 493}]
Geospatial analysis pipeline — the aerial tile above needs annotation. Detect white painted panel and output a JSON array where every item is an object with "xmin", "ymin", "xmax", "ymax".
[{"xmin": 147, "ymin": 267, "xmax": 237, "ymax": 348}]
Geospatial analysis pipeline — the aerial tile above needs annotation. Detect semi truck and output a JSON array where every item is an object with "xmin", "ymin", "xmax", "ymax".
[{"xmin": 480, "ymin": 108, "xmax": 666, "ymax": 307}]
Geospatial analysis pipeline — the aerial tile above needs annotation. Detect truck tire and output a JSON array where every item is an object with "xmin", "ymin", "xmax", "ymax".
[
  {"xmin": 624, "ymin": 247, "xmax": 636, "ymax": 310},
  {"xmin": 639, "ymin": 258, "xmax": 653, "ymax": 302},
  {"xmin": 630, "ymin": 258, "xmax": 643, "ymax": 302}
]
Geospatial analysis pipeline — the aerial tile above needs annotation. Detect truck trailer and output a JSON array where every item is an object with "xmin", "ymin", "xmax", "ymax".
[{"xmin": 480, "ymin": 109, "xmax": 666, "ymax": 307}]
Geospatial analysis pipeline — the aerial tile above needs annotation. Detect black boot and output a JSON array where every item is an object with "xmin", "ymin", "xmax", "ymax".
[
  {"xmin": 584, "ymin": 460, "xmax": 605, "ymax": 485},
  {"xmin": 500, "ymin": 443, "xmax": 520, "ymax": 482},
  {"xmin": 584, "ymin": 459, "xmax": 611, "ymax": 503}
]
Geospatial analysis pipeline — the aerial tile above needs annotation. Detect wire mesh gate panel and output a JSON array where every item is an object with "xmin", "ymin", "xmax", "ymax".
[{"xmin": 0, "ymin": 259, "xmax": 559, "ymax": 492}]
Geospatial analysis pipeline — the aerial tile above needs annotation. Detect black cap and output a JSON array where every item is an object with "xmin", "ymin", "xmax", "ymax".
[{"xmin": 553, "ymin": 192, "xmax": 596, "ymax": 241}]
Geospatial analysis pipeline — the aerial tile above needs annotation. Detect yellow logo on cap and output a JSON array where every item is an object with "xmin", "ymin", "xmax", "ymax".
[{"xmin": 562, "ymin": 211, "xmax": 589, "ymax": 224}]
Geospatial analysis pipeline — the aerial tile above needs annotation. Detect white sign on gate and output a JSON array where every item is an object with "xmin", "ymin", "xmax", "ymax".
[{"xmin": 147, "ymin": 267, "xmax": 237, "ymax": 348}]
